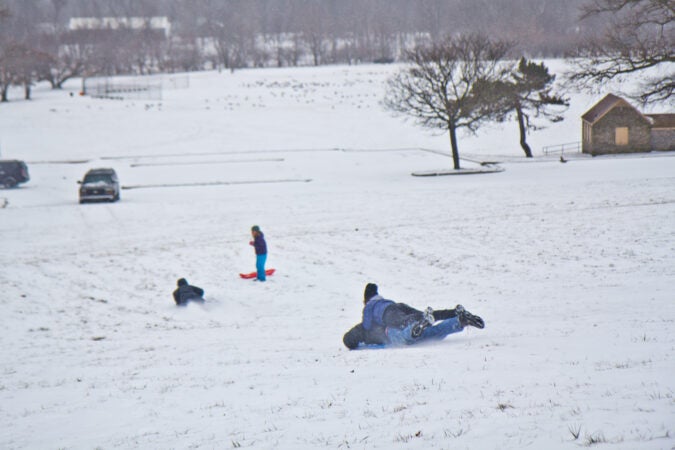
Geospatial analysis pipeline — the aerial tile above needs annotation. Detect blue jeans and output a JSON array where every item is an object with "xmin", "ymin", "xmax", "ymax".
[
  {"xmin": 256, "ymin": 254, "xmax": 267, "ymax": 281},
  {"xmin": 386, "ymin": 317, "xmax": 463, "ymax": 346}
]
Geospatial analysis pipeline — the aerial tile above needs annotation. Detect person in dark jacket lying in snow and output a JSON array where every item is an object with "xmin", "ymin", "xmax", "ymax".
[
  {"xmin": 173, "ymin": 278, "xmax": 205, "ymax": 306},
  {"xmin": 342, "ymin": 283, "xmax": 484, "ymax": 349}
]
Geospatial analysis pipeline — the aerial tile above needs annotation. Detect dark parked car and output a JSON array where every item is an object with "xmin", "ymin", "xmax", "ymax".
[
  {"xmin": 0, "ymin": 160, "xmax": 30, "ymax": 188},
  {"xmin": 78, "ymin": 168, "xmax": 120, "ymax": 203}
]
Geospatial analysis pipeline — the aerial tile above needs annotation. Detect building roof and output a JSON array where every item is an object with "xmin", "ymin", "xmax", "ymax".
[
  {"xmin": 645, "ymin": 113, "xmax": 675, "ymax": 129},
  {"xmin": 581, "ymin": 93, "xmax": 623, "ymax": 123},
  {"xmin": 581, "ymin": 93, "xmax": 654, "ymax": 126}
]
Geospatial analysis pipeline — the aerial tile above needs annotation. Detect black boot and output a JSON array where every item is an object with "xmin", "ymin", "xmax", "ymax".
[
  {"xmin": 410, "ymin": 320, "xmax": 430, "ymax": 338},
  {"xmin": 409, "ymin": 308, "xmax": 435, "ymax": 338},
  {"xmin": 455, "ymin": 305, "xmax": 485, "ymax": 329}
]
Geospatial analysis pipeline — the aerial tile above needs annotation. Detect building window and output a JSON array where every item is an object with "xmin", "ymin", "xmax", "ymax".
[{"xmin": 615, "ymin": 127, "xmax": 629, "ymax": 146}]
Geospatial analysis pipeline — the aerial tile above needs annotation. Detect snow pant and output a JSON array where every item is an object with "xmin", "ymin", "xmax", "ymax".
[
  {"xmin": 431, "ymin": 309, "xmax": 459, "ymax": 321},
  {"xmin": 382, "ymin": 303, "xmax": 424, "ymax": 328},
  {"xmin": 256, "ymin": 253, "xmax": 267, "ymax": 281},
  {"xmin": 386, "ymin": 317, "xmax": 464, "ymax": 346},
  {"xmin": 382, "ymin": 304, "xmax": 458, "ymax": 328}
]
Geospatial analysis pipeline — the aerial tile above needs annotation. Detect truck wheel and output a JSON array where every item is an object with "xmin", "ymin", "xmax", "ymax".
[{"xmin": 1, "ymin": 177, "xmax": 17, "ymax": 188}]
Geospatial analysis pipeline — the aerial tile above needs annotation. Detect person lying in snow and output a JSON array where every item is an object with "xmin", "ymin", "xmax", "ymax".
[
  {"xmin": 342, "ymin": 283, "xmax": 484, "ymax": 349},
  {"xmin": 172, "ymin": 278, "xmax": 205, "ymax": 306}
]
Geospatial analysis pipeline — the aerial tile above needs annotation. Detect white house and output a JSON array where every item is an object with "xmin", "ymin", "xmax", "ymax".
[{"xmin": 68, "ymin": 16, "xmax": 172, "ymax": 38}]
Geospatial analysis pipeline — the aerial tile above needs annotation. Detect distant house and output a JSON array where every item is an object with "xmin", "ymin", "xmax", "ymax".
[
  {"xmin": 581, "ymin": 94, "xmax": 675, "ymax": 155},
  {"xmin": 68, "ymin": 17, "xmax": 172, "ymax": 38}
]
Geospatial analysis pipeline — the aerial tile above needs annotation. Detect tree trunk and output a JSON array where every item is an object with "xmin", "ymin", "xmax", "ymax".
[
  {"xmin": 516, "ymin": 106, "xmax": 533, "ymax": 158},
  {"xmin": 449, "ymin": 124, "xmax": 461, "ymax": 170},
  {"xmin": 24, "ymin": 83, "xmax": 31, "ymax": 100}
]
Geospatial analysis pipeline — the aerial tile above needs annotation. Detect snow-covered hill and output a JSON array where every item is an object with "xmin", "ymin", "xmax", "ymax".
[{"xmin": 1, "ymin": 64, "xmax": 673, "ymax": 449}]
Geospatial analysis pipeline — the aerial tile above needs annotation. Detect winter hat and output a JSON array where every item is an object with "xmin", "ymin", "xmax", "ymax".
[
  {"xmin": 251, "ymin": 225, "xmax": 261, "ymax": 232},
  {"xmin": 364, "ymin": 283, "xmax": 379, "ymax": 303},
  {"xmin": 177, "ymin": 278, "xmax": 188, "ymax": 287}
]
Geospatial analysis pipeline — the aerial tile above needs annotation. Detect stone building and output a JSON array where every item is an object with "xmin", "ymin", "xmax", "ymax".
[
  {"xmin": 581, "ymin": 94, "xmax": 674, "ymax": 155},
  {"xmin": 645, "ymin": 114, "xmax": 675, "ymax": 152}
]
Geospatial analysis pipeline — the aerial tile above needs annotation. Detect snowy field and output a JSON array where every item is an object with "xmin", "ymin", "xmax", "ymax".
[{"xmin": 1, "ymin": 63, "xmax": 673, "ymax": 449}]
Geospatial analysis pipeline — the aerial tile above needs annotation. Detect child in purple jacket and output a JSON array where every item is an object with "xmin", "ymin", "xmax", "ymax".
[{"xmin": 249, "ymin": 225, "xmax": 268, "ymax": 281}]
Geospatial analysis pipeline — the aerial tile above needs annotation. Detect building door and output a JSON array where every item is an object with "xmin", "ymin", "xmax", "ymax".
[{"xmin": 615, "ymin": 127, "xmax": 629, "ymax": 146}]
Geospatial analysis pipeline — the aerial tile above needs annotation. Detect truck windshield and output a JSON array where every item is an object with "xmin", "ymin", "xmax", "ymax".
[{"xmin": 84, "ymin": 174, "xmax": 112, "ymax": 183}]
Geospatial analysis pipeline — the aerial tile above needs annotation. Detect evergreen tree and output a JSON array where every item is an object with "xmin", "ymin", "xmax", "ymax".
[{"xmin": 487, "ymin": 58, "xmax": 569, "ymax": 157}]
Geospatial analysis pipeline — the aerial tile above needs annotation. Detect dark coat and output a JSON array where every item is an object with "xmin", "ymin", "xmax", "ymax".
[
  {"xmin": 342, "ymin": 295, "xmax": 394, "ymax": 349},
  {"xmin": 253, "ymin": 232, "xmax": 267, "ymax": 255},
  {"xmin": 342, "ymin": 323, "xmax": 388, "ymax": 349},
  {"xmin": 362, "ymin": 295, "xmax": 394, "ymax": 330},
  {"xmin": 173, "ymin": 284, "xmax": 204, "ymax": 305}
]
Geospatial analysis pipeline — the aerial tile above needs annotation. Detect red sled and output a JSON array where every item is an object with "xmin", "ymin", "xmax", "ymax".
[{"xmin": 239, "ymin": 268, "xmax": 276, "ymax": 279}]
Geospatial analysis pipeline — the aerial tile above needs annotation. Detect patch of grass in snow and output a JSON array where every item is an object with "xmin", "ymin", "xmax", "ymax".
[
  {"xmin": 648, "ymin": 390, "xmax": 672, "ymax": 400},
  {"xmin": 394, "ymin": 430, "xmax": 422, "ymax": 443},
  {"xmin": 337, "ymin": 435, "xmax": 370, "ymax": 448},
  {"xmin": 497, "ymin": 402, "xmax": 514, "ymax": 411},
  {"xmin": 262, "ymin": 424, "xmax": 279, "ymax": 433},
  {"xmin": 584, "ymin": 431, "xmax": 607, "ymax": 446},
  {"xmin": 318, "ymin": 399, "xmax": 334, "ymax": 409},
  {"xmin": 444, "ymin": 427, "xmax": 466, "ymax": 438},
  {"xmin": 569, "ymin": 406, "xmax": 582, "ymax": 416},
  {"xmin": 594, "ymin": 358, "xmax": 652, "ymax": 371},
  {"xmin": 362, "ymin": 408, "xmax": 378, "ymax": 418},
  {"xmin": 632, "ymin": 429, "xmax": 672, "ymax": 443},
  {"xmin": 568, "ymin": 424, "xmax": 582, "ymax": 440},
  {"xmin": 631, "ymin": 332, "xmax": 656, "ymax": 342}
]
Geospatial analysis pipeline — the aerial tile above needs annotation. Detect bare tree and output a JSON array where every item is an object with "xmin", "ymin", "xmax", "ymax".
[
  {"xmin": 0, "ymin": 1, "xmax": 14, "ymax": 101},
  {"xmin": 0, "ymin": 42, "xmax": 35, "ymax": 101},
  {"xmin": 14, "ymin": 46, "xmax": 51, "ymax": 99},
  {"xmin": 0, "ymin": 46, "xmax": 12, "ymax": 102},
  {"xmin": 384, "ymin": 34, "xmax": 511, "ymax": 170},
  {"xmin": 164, "ymin": 39, "xmax": 202, "ymax": 72},
  {"xmin": 299, "ymin": 1, "xmax": 328, "ymax": 66},
  {"xmin": 568, "ymin": 0, "xmax": 674, "ymax": 105},
  {"xmin": 206, "ymin": 1, "xmax": 259, "ymax": 71},
  {"xmin": 35, "ymin": 31, "xmax": 94, "ymax": 89},
  {"xmin": 0, "ymin": 1, "xmax": 9, "ymax": 19},
  {"xmin": 50, "ymin": 0, "xmax": 68, "ymax": 24}
]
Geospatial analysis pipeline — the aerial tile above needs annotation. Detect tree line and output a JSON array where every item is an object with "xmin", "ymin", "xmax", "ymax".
[{"xmin": 2, "ymin": 0, "xmax": 600, "ymax": 100}]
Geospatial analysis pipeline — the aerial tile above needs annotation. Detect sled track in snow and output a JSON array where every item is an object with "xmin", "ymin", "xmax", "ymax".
[
  {"xmin": 99, "ymin": 147, "xmax": 438, "ymax": 160},
  {"xmin": 122, "ymin": 178, "xmax": 312, "ymax": 190},
  {"xmin": 129, "ymin": 158, "xmax": 284, "ymax": 167}
]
